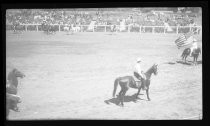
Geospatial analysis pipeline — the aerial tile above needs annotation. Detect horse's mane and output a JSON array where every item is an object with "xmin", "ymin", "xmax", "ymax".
[{"xmin": 145, "ymin": 65, "xmax": 154, "ymax": 74}]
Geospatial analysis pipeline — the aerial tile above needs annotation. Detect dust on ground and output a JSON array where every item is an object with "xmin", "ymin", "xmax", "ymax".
[{"xmin": 6, "ymin": 31, "xmax": 202, "ymax": 120}]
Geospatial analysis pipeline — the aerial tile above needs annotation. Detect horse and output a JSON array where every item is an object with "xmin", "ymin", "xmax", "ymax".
[
  {"xmin": 48, "ymin": 25, "xmax": 57, "ymax": 34},
  {"xmin": 41, "ymin": 23, "xmax": 56, "ymax": 34},
  {"xmin": 41, "ymin": 23, "xmax": 50, "ymax": 34},
  {"xmin": 110, "ymin": 25, "xmax": 117, "ymax": 32},
  {"xmin": 112, "ymin": 64, "xmax": 158, "ymax": 107},
  {"xmin": 6, "ymin": 68, "xmax": 25, "ymax": 117},
  {"xmin": 181, "ymin": 47, "xmax": 201, "ymax": 65},
  {"xmin": 128, "ymin": 23, "xmax": 140, "ymax": 32}
]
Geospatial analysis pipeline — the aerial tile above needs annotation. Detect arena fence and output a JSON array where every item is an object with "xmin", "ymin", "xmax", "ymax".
[{"xmin": 6, "ymin": 24, "xmax": 202, "ymax": 34}]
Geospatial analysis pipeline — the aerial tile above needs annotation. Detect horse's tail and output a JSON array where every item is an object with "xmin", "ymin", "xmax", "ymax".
[
  {"xmin": 113, "ymin": 78, "xmax": 119, "ymax": 97},
  {"xmin": 181, "ymin": 48, "xmax": 190, "ymax": 58}
]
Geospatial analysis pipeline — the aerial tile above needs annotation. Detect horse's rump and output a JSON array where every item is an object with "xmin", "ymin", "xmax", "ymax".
[
  {"xmin": 118, "ymin": 76, "xmax": 140, "ymax": 88},
  {"xmin": 193, "ymin": 48, "xmax": 201, "ymax": 54},
  {"xmin": 118, "ymin": 77, "xmax": 131, "ymax": 83}
]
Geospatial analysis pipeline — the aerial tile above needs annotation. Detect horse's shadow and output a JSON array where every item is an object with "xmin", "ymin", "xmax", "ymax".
[
  {"xmin": 176, "ymin": 61, "xmax": 191, "ymax": 65},
  {"xmin": 104, "ymin": 93, "xmax": 145, "ymax": 106},
  {"xmin": 176, "ymin": 60, "xmax": 202, "ymax": 65},
  {"xmin": 166, "ymin": 62, "xmax": 176, "ymax": 65},
  {"xmin": 188, "ymin": 60, "xmax": 202, "ymax": 64}
]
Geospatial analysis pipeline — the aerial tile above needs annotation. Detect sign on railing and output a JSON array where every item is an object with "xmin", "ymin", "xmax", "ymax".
[{"xmin": 6, "ymin": 23, "xmax": 202, "ymax": 34}]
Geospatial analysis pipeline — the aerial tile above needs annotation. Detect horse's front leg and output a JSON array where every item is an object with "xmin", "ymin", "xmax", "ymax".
[
  {"xmin": 146, "ymin": 89, "xmax": 151, "ymax": 101},
  {"xmin": 136, "ymin": 87, "xmax": 142, "ymax": 99},
  {"xmin": 194, "ymin": 57, "xmax": 196, "ymax": 65},
  {"xmin": 185, "ymin": 55, "xmax": 187, "ymax": 63},
  {"xmin": 193, "ymin": 56, "xmax": 197, "ymax": 65},
  {"xmin": 195, "ymin": 56, "xmax": 199, "ymax": 65}
]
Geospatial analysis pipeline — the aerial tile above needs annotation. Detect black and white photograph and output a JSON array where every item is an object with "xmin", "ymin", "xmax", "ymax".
[{"xmin": 6, "ymin": 7, "xmax": 202, "ymax": 120}]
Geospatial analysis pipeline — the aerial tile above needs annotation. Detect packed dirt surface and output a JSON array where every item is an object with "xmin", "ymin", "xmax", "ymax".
[{"xmin": 6, "ymin": 31, "xmax": 202, "ymax": 120}]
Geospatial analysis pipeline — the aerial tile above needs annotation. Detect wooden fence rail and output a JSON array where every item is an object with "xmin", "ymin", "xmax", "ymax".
[{"xmin": 6, "ymin": 24, "xmax": 202, "ymax": 34}]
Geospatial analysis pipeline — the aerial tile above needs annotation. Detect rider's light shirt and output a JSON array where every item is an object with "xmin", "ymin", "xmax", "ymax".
[{"xmin": 134, "ymin": 63, "xmax": 144, "ymax": 77}]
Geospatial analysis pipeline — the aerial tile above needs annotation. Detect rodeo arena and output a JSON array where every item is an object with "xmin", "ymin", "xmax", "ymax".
[{"xmin": 6, "ymin": 8, "xmax": 202, "ymax": 120}]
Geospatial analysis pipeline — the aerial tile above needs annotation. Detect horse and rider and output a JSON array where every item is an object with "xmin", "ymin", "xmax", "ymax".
[
  {"xmin": 134, "ymin": 58, "xmax": 147, "ymax": 90},
  {"xmin": 41, "ymin": 20, "xmax": 56, "ymax": 34},
  {"xmin": 110, "ymin": 24, "xmax": 117, "ymax": 32},
  {"xmin": 181, "ymin": 37, "xmax": 201, "ymax": 65},
  {"xmin": 12, "ymin": 20, "xmax": 22, "ymax": 33},
  {"xmin": 6, "ymin": 68, "xmax": 25, "ymax": 118},
  {"xmin": 113, "ymin": 58, "xmax": 158, "ymax": 106}
]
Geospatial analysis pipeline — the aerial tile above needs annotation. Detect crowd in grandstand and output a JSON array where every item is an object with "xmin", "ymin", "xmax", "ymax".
[{"xmin": 6, "ymin": 8, "xmax": 200, "ymax": 27}]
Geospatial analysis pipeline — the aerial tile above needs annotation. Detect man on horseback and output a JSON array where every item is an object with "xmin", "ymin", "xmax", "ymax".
[
  {"xmin": 111, "ymin": 24, "xmax": 116, "ymax": 32},
  {"xmin": 13, "ymin": 19, "xmax": 20, "ymax": 32},
  {"xmin": 134, "ymin": 58, "xmax": 147, "ymax": 90},
  {"xmin": 190, "ymin": 38, "xmax": 198, "ymax": 57}
]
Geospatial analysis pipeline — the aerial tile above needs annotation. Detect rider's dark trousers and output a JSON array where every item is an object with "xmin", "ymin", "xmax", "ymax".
[{"xmin": 134, "ymin": 72, "xmax": 146, "ymax": 88}]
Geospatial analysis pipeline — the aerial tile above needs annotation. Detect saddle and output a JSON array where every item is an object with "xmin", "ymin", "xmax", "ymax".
[
  {"xmin": 133, "ymin": 73, "xmax": 147, "ymax": 89},
  {"xmin": 133, "ymin": 75, "xmax": 141, "ymax": 82},
  {"xmin": 133, "ymin": 76, "xmax": 144, "ymax": 88}
]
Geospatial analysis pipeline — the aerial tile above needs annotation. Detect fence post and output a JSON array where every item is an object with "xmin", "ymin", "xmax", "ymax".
[
  {"xmin": 152, "ymin": 27, "xmax": 155, "ymax": 34},
  {"xmin": 176, "ymin": 26, "xmax": 179, "ymax": 34},
  {"xmin": 36, "ymin": 25, "xmax": 38, "ymax": 31},
  {"xmin": 93, "ymin": 25, "xmax": 95, "ymax": 32},
  {"xmin": 164, "ymin": 27, "xmax": 166, "ymax": 34},
  {"xmin": 105, "ymin": 26, "xmax": 106, "ymax": 32},
  {"xmin": 140, "ymin": 26, "xmax": 141, "ymax": 33},
  {"xmin": 25, "ymin": 25, "xmax": 27, "ymax": 31},
  {"xmin": 190, "ymin": 25, "xmax": 192, "ymax": 32},
  {"xmin": 59, "ymin": 25, "xmax": 60, "ymax": 32},
  {"xmin": 128, "ymin": 25, "xmax": 130, "ymax": 33}
]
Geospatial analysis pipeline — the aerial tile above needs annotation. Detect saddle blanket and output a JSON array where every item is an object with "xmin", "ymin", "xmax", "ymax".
[{"xmin": 132, "ymin": 76, "xmax": 142, "ymax": 88}]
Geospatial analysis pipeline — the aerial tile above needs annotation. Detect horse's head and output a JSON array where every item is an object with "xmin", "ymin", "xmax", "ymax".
[
  {"xmin": 152, "ymin": 64, "xmax": 158, "ymax": 75},
  {"xmin": 12, "ymin": 69, "xmax": 25, "ymax": 78}
]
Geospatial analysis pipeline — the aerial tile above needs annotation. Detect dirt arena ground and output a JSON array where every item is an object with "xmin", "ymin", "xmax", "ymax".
[{"xmin": 6, "ymin": 31, "xmax": 202, "ymax": 120}]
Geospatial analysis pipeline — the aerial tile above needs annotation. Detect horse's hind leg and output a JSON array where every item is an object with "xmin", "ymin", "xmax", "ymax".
[
  {"xmin": 121, "ymin": 89, "xmax": 127, "ymax": 107},
  {"xmin": 193, "ymin": 57, "xmax": 196, "ymax": 65},
  {"xmin": 118, "ymin": 90, "xmax": 122, "ymax": 98},
  {"xmin": 195, "ymin": 56, "xmax": 198, "ymax": 65},
  {"xmin": 118, "ymin": 90, "xmax": 123, "ymax": 105},
  {"xmin": 193, "ymin": 56, "xmax": 197, "ymax": 65},
  {"xmin": 10, "ymin": 100, "xmax": 19, "ymax": 112}
]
